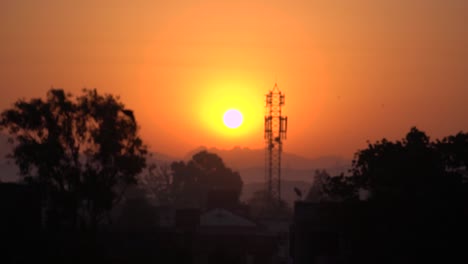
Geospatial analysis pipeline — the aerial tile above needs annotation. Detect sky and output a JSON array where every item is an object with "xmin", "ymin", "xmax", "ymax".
[{"xmin": 1, "ymin": 0, "xmax": 467, "ymax": 159}]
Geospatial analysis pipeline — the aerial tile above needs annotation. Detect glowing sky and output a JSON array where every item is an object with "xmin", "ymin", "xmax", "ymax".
[{"xmin": 1, "ymin": 0, "xmax": 467, "ymax": 159}]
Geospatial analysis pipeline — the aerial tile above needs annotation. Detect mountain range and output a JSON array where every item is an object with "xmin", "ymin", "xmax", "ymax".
[
  {"xmin": 0, "ymin": 133, "xmax": 351, "ymax": 205},
  {"xmin": 178, "ymin": 146, "xmax": 351, "ymax": 205},
  {"xmin": 179, "ymin": 146, "xmax": 351, "ymax": 183}
]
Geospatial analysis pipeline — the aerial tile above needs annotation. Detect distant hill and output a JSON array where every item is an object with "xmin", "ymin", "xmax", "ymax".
[
  {"xmin": 0, "ymin": 132, "xmax": 180, "ymax": 182},
  {"xmin": 182, "ymin": 146, "xmax": 351, "ymax": 184},
  {"xmin": 0, "ymin": 133, "xmax": 352, "ymax": 186},
  {"xmin": 152, "ymin": 146, "xmax": 351, "ymax": 200}
]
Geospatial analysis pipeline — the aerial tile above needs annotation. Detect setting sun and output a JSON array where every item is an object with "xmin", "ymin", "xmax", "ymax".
[{"xmin": 223, "ymin": 109, "xmax": 243, "ymax": 129}]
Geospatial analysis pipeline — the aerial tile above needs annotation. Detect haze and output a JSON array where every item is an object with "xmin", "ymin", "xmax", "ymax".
[{"xmin": 1, "ymin": 0, "xmax": 467, "ymax": 159}]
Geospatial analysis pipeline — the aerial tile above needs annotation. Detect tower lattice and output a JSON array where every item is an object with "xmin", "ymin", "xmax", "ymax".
[{"xmin": 264, "ymin": 83, "xmax": 288, "ymax": 204}]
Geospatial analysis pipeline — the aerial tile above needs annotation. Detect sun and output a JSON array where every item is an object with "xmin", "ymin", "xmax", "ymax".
[{"xmin": 223, "ymin": 109, "xmax": 243, "ymax": 129}]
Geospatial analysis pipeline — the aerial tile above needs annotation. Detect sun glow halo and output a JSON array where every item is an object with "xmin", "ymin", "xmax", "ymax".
[
  {"xmin": 196, "ymin": 78, "xmax": 264, "ymax": 143},
  {"xmin": 223, "ymin": 109, "xmax": 243, "ymax": 129}
]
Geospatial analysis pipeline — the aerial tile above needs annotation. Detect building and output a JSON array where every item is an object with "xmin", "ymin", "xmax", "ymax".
[{"xmin": 192, "ymin": 208, "xmax": 276, "ymax": 264}]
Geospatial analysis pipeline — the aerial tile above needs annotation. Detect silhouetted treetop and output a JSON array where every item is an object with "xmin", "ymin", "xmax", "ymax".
[
  {"xmin": 170, "ymin": 150, "xmax": 243, "ymax": 208},
  {"xmin": 0, "ymin": 88, "xmax": 147, "ymax": 230},
  {"xmin": 306, "ymin": 170, "xmax": 329, "ymax": 202},
  {"xmin": 324, "ymin": 127, "xmax": 468, "ymax": 203}
]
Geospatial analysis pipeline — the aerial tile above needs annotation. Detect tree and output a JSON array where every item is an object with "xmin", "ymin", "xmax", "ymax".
[
  {"xmin": 306, "ymin": 170, "xmax": 329, "ymax": 202},
  {"xmin": 436, "ymin": 131, "xmax": 468, "ymax": 201},
  {"xmin": 437, "ymin": 132, "xmax": 468, "ymax": 176},
  {"xmin": 353, "ymin": 127, "xmax": 448, "ymax": 202},
  {"xmin": 324, "ymin": 127, "xmax": 468, "ymax": 203},
  {"xmin": 322, "ymin": 173, "xmax": 359, "ymax": 201},
  {"xmin": 170, "ymin": 150, "xmax": 243, "ymax": 208},
  {"xmin": 311, "ymin": 128, "xmax": 468, "ymax": 257},
  {"xmin": 139, "ymin": 162, "xmax": 174, "ymax": 205},
  {"xmin": 0, "ymin": 88, "xmax": 147, "ymax": 230},
  {"xmin": 305, "ymin": 170, "xmax": 358, "ymax": 202}
]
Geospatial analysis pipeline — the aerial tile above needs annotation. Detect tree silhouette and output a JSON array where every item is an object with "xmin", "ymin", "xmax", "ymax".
[
  {"xmin": 324, "ymin": 127, "xmax": 468, "ymax": 203},
  {"xmin": 304, "ymin": 170, "xmax": 358, "ymax": 203},
  {"xmin": 318, "ymin": 127, "xmax": 468, "ymax": 258},
  {"xmin": 323, "ymin": 173, "xmax": 359, "ymax": 202},
  {"xmin": 306, "ymin": 170, "xmax": 330, "ymax": 202},
  {"xmin": 170, "ymin": 150, "xmax": 243, "ymax": 208},
  {"xmin": 0, "ymin": 88, "xmax": 147, "ymax": 230},
  {"xmin": 436, "ymin": 131, "xmax": 468, "ymax": 202},
  {"xmin": 140, "ymin": 162, "xmax": 174, "ymax": 205}
]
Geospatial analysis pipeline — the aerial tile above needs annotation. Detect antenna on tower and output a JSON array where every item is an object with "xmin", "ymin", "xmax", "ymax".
[{"xmin": 264, "ymin": 83, "xmax": 288, "ymax": 206}]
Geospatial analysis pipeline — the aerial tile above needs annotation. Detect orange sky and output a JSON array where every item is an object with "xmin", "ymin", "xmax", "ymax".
[{"xmin": 1, "ymin": 0, "xmax": 467, "ymax": 159}]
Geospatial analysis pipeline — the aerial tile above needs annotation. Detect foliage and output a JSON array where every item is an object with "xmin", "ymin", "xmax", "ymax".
[
  {"xmin": 306, "ymin": 170, "xmax": 329, "ymax": 202},
  {"xmin": 322, "ymin": 173, "xmax": 359, "ymax": 201},
  {"xmin": 140, "ymin": 162, "xmax": 174, "ymax": 205},
  {"xmin": 0, "ymin": 88, "xmax": 147, "ymax": 230},
  {"xmin": 324, "ymin": 127, "xmax": 468, "ymax": 202},
  {"xmin": 142, "ymin": 150, "xmax": 243, "ymax": 208},
  {"xmin": 305, "ymin": 170, "xmax": 358, "ymax": 202}
]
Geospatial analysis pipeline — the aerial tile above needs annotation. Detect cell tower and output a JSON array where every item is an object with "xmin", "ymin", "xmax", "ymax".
[{"xmin": 264, "ymin": 83, "xmax": 288, "ymax": 205}]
